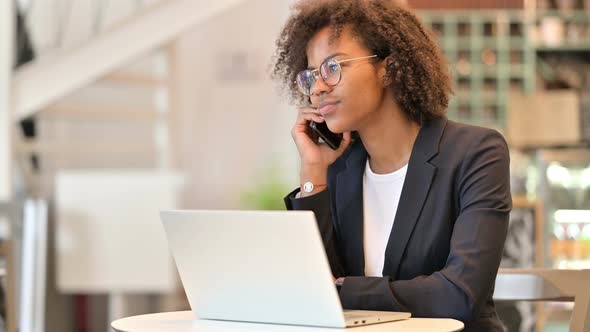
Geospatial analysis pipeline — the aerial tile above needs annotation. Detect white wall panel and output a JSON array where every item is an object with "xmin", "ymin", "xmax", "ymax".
[
  {"xmin": 55, "ymin": 170, "xmax": 183, "ymax": 293},
  {"xmin": 0, "ymin": 0, "xmax": 14, "ymax": 201}
]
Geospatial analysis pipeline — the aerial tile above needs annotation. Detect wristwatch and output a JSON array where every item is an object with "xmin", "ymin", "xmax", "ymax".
[
  {"xmin": 302, "ymin": 181, "xmax": 315, "ymax": 193},
  {"xmin": 302, "ymin": 181, "xmax": 327, "ymax": 193}
]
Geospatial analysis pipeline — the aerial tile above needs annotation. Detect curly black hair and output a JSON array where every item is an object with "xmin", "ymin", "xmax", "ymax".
[{"xmin": 271, "ymin": 0, "xmax": 453, "ymax": 124}]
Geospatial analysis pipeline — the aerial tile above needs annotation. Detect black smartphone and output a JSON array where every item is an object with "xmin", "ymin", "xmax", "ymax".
[
  {"xmin": 302, "ymin": 96, "xmax": 343, "ymax": 150},
  {"xmin": 310, "ymin": 121, "xmax": 343, "ymax": 150}
]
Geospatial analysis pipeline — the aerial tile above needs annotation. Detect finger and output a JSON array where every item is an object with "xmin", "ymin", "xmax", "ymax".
[
  {"xmin": 296, "ymin": 112, "xmax": 324, "ymax": 124},
  {"xmin": 301, "ymin": 112, "xmax": 324, "ymax": 122},
  {"xmin": 297, "ymin": 106, "xmax": 323, "ymax": 116},
  {"xmin": 292, "ymin": 118, "xmax": 319, "ymax": 141},
  {"xmin": 301, "ymin": 109, "xmax": 321, "ymax": 116},
  {"xmin": 291, "ymin": 123, "xmax": 319, "ymax": 146},
  {"xmin": 297, "ymin": 105, "xmax": 318, "ymax": 112},
  {"xmin": 297, "ymin": 106, "xmax": 321, "ymax": 116}
]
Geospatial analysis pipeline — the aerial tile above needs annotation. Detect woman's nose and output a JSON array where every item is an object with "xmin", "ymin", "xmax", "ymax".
[{"xmin": 310, "ymin": 77, "xmax": 332, "ymax": 98}]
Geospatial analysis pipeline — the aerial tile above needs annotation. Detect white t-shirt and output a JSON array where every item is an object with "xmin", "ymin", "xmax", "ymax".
[{"xmin": 363, "ymin": 159, "xmax": 408, "ymax": 277}]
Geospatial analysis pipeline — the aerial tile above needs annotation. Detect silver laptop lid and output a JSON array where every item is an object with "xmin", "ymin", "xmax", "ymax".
[{"xmin": 160, "ymin": 210, "xmax": 346, "ymax": 328}]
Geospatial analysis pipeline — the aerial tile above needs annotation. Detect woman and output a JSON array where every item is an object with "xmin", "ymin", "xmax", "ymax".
[{"xmin": 272, "ymin": 1, "xmax": 511, "ymax": 331}]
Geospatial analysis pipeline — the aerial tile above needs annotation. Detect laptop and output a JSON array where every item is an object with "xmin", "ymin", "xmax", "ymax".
[{"xmin": 160, "ymin": 209, "xmax": 411, "ymax": 328}]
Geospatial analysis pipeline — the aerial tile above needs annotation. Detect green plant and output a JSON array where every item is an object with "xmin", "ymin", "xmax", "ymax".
[{"xmin": 240, "ymin": 163, "xmax": 292, "ymax": 210}]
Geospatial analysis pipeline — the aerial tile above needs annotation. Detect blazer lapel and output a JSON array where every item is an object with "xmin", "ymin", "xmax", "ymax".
[
  {"xmin": 335, "ymin": 139, "xmax": 367, "ymax": 276},
  {"xmin": 382, "ymin": 117, "xmax": 447, "ymax": 279}
]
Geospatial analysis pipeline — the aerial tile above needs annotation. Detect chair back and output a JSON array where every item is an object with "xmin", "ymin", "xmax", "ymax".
[{"xmin": 494, "ymin": 268, "xmax": 590, "ymax": 332}]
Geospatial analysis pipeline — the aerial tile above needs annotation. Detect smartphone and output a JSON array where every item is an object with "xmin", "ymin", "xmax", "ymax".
[
  {"xmin": 302, "ymin": 96, "xmax": 343, "ymax": 150},
  {"xmin": 310, "ymin": 121, "xmax": 343, "ymax": 150}
]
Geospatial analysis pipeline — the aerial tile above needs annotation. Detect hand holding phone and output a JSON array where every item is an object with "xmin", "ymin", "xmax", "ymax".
[
  {"xmin": 292, "ymin": 103, "xmax": 351, "ymax": 170},
  {"xmin": 298, "ymin": 97, "xmax": 343, "ymax": 150}
]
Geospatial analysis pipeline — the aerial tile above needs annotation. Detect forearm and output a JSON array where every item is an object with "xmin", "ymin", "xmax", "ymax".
[
  {"xmin": 340, "ymin": 208, "xmax": 509, "ymax": 320},
  {"xmin": 339, "ymin": 272, "xmax": 473, "ymax": 320}
]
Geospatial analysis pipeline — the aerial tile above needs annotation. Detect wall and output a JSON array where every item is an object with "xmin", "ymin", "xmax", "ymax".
[
  {"xmin": 175, "ymin": 0, "xmax": 299, "ymax": 209},
  {"xmin": 1, "ymin": 1, "xmax": 13, "ymax": 202},
  {"xmin": 17, "ymin": 1, "xmax": 301, "ymax": 330}
]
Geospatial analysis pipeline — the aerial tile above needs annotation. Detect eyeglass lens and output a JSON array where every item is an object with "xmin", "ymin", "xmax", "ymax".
[{"xmin": 296, "ymin": 59, "xmax": 342, "ymax": 96}]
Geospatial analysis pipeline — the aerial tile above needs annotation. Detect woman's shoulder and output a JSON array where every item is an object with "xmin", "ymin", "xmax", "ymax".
[
  {"xmin": 441, "ymin": 120, "xmax": 508, "ymax": 151},
  {"xmin": 436, "ymin": 119, "xmax": 509, "ymax": 171},
  {"xmin": 444, "ymin": 119, "xmax": 505, "ymax": 140}
]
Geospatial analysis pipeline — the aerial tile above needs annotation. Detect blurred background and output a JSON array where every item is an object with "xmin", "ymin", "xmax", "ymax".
[{"xmin": 1, "ymin": 0, "xmax": 590, "ymax": 331}]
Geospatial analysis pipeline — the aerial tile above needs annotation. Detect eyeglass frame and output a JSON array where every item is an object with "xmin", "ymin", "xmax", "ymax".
[{"xmin": 294, "ymin": 54, "xmax": 379, "ymax": 96}]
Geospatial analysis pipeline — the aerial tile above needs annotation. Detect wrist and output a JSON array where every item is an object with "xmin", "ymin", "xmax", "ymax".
[
  {"xmin": 299, "ymin": 165, "xmax": 327, "ymax": 197},
  {"xmin": 301, "ymin": 181, "xmax": 327, "ymax": 195},
  {"xmin": 300, "ymin": 163, "xmax": 327, "ymax": 179},
  {"xmin": 300, "ymin": 160, "xmax": 326, "ymax": 170}
]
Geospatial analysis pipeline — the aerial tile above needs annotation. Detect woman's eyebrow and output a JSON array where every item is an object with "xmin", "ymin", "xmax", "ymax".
[{"xmin": 306, "ymin": 52, "xmax": 348, "ymax": 70}]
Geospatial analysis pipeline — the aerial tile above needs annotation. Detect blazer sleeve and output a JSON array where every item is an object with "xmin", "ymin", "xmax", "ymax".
[
  {"xmin": 339, "ymin": 130, "xmax": 511, "ymax": 322},
  {"xmin": 284, "ymin": 188, "xmax": 346, "ymax": 278}
]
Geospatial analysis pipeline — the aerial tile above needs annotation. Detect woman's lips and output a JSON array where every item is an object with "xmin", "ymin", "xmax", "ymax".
[{"xmin": 319, "ymin": 101, "xmax": 339, "ymax": 117}]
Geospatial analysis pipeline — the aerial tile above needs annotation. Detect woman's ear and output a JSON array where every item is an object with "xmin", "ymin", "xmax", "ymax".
[{"xmin": 378, "ymin": 58, "xmax": 391, "ymax": 87}]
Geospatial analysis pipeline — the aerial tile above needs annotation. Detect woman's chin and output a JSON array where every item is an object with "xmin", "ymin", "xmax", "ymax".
[{"xmin": 325, "ymin": 120, "xmax": 347, "ymax": 134}]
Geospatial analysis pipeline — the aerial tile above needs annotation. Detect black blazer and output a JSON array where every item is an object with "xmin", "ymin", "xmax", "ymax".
[{"xmin": 285, "ymin": 117, "xmax": 511, "ymax": 331}]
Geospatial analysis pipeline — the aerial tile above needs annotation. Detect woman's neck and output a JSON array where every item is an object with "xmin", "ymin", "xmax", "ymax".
[{"xmin": 358, "ymin": 100, "xmax": 420, "ymax": 175}]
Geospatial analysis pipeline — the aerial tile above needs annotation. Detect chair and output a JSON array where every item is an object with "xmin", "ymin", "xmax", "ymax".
[{"xmin": 494, "ymin": 268, "xmax": 590, "ymax": 332}]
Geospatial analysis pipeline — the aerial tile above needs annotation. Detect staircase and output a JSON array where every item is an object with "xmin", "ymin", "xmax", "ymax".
[{"xmin": 0, "ymin": 1, "xmax": 246, "ymax": 331}]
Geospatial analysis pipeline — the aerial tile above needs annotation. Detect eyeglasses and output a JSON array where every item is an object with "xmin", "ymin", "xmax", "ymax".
[{"xmin": 294, "ymin": 55, "xmax": 378, "ymax": 96}]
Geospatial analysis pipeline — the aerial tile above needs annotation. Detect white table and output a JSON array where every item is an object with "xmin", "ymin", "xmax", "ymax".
[{"xmin": 111, "ymin": 311, "xmax": 464, "ymax": 332}]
